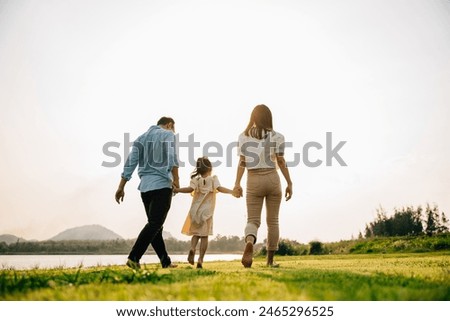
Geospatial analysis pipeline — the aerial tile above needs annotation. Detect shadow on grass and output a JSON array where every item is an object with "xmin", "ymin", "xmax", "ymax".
[
  {"xmin": 257, "ymin": 268, "xmax": 450, "ymax": 300},
  {"xmin": 2, "ymin": 262, "xmax": 449, "ymax": 300},
  {"xmin": 0, "ymin": 266, "xmax": 216, "ymax": 298}
]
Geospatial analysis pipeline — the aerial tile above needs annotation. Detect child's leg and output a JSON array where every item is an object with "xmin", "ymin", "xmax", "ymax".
[
  {"xmin": 191, "ymin": 235, "xmax": 200, "ymax": 250},
  {"xmin": 197, "ymin": 236, "xmax": 209, "ymax": 267},
  {"xmin": 188, "ymin": 236, "xmax": 200, "ymax": 265}
]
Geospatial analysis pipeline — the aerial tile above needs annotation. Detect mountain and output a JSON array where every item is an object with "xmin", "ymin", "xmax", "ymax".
[
  {"xmin": 1, "ymin": 225, "xmax": 175, "ymax": 243},
  {"xmin": 49, "ymin": 224, "xmax": 124, "ymax": 241},
  {"xmin": 0, "ymin": 234, "xmax": 27, "ymax": 245},
  {"xmin": 163, "ymin": 231, "xmax": 174, "ymax": 239}
]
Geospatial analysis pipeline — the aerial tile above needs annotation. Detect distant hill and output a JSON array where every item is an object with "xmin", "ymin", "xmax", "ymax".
[
  {"xmin": 0, "ymin": 226, "xmax": 175, "ymax": 243},
  {"xmin": 162, "ymin": 231, "xmax": 174, "ymax": 239},
  {"xmin": 49, "ymin": 225, "xmax": 124, "ymax": 241},
  {"xmin": 0, "ymin": 234, "xmax": 27, "ymax": 245}
]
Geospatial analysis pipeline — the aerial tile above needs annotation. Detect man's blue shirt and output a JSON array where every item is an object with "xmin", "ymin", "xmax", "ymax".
[{"xmin": 121, "ymin": 125, "xmax": 179, "ymax": 192}]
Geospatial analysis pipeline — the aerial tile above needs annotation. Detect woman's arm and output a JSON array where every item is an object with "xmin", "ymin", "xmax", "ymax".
[
  {"xmin": 173, "ymin": 187, "xmax": 194, "ymax": 193},
  {"xmin": 233, "ymin": 155, "xmax": 246, "ymax": 197},
  {"xmin": 276, "ymin": 154, "xmax": 293, "ymax": 201}
]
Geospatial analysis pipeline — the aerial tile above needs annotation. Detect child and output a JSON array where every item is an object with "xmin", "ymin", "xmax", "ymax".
[{"xmin": 174, "ymin": 157, "xmax": 234, "ymax": 268}]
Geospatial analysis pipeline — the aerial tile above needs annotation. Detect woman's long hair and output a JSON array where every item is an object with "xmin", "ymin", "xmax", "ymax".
[
  {"xmin": 244, "ymin": 104, "xmax": 273, "ymax": 139},
  {"xmin": 191, "ymin": 157, "xmax": 212, "ymax": 179}
]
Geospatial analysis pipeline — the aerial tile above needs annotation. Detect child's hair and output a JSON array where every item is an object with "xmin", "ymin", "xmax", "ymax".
[{"xmin": 191, "ymin": 157, "xmax": 212, "ymax": 179}]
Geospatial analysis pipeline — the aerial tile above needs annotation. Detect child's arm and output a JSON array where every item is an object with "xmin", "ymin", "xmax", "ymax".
[
  {"xmin": 174, "ymin": 187, "xmax": 194, "ymax": 193},
  {"xmin": 217, "ymin": 186, "xmax": 234, "ymax": 194}
]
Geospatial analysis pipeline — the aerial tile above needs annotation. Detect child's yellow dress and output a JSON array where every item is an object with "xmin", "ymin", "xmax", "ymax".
[{"xmin": 181, "ymin": 175, "xmax": 220, "ymax": 236}]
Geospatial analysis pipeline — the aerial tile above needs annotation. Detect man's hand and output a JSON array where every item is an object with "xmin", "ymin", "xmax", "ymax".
[
  {"xmin": 115, "ymin": 177, "xmax": 128, "ymax": 204},
  {"xmin": 115, "ymin": 188, "xmax": 125, "ymax": 204},
  {"xmin": 172, "ymin": 183, "xmax": 179, "ymax": 195},
  {"xmin": 172, "ymin": 178, "xmax": 180, "ymax": 189}
]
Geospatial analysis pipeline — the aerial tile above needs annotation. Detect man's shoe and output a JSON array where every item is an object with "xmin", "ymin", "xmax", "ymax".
[
  {"xmin": 163, "ymin": 263, "xmax": 178, "ymax": 269},
  {"xmin": 126, "ymin": 258, "xmax": 141, "ymax": 270}
]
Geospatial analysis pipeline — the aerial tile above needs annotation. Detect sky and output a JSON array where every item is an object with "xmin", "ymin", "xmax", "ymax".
[{"xmin": 0, "ymin": 0, "xmax": 449, "ymax": 244}]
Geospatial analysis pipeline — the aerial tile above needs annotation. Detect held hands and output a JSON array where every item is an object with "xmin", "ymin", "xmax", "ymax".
[
  {"xmin": 172, "ymin": 178, "xmax": 180, "ymax": 195},
  {"xmin": 232, "ymin": 185, "xmax": 243, "ymax": 198}
]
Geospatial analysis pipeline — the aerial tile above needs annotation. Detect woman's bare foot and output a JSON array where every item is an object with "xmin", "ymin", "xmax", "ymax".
[{"xmin": 241, "ymin": 242, "xmax": 254, "ymax": 268}]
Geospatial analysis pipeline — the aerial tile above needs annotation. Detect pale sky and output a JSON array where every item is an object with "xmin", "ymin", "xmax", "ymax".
[{"xmin": 0, "ymin": 0, "xmax": 449, "ymax": 243}]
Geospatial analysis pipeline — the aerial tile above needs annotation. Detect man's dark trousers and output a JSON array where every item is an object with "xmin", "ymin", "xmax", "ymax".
[{"xmin": 128, "ymin": 188, "xmax": 172, "ymax": 267}]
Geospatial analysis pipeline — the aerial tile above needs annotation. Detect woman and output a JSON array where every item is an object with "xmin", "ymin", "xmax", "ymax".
[{"xmin": 233, "ymin": 104, "xmax": 293, "ymax": 268}]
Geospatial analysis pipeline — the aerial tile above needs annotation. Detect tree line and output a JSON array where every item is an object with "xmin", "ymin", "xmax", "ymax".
[
  {"xmin": 0, "ymin": 235, "xmax": 246, "ymax": 254},
  {"xmin": 364, "ymin": 203, "xmax": 448, "ymax": 238},
  {"xmin": 256, "ymin": 203, "xmax": 450, "ymax": 256}
]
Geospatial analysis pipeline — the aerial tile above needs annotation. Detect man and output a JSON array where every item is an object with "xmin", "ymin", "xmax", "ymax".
[{"xmin": 115, "ymin": 117, "xmax": 179, "ymax": 269}]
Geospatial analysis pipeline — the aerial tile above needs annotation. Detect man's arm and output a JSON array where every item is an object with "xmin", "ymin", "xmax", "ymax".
[
  {"xmin": 115, "ymin": 139, "xmax": 140, "ymax": 204},
  {"xmin": 172, "ymin": 166, "xmax": 180, "ymax": 189},
  {"xmin": 168, "ymin": 130, "xmax": 180, "ymax": 189}
]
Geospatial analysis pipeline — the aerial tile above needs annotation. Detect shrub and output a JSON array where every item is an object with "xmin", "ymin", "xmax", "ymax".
[
  {"xmin": 309, "ymin": 241, "xmax": 324, "ymax": 255},
  {"xmin": 258, "ymin": 238, "xmax": 308, "ymax": 256}
]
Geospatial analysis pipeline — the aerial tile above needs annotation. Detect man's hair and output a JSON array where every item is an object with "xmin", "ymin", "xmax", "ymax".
[{"xmin": 157, "ymin": 117, "xmax": 175, "ymax": 126}]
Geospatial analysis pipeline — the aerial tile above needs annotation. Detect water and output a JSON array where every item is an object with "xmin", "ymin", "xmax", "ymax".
[{"xmin": 0, "ymin": 254, "xmax": 241, "ymax": 270}]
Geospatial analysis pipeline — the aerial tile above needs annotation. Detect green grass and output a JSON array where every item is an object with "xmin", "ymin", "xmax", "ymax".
[{"xmin": 1, "ymin": 252, "xmax": 449, "ymax": 300}]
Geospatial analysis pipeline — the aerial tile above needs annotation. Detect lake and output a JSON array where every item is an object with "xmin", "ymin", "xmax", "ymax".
[{"xmin": 0, "ymin": 254, "xmax": 242, "ymax": 270}]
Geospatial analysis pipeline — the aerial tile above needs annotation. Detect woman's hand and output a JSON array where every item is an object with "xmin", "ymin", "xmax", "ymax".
[
  {"xmin": 285, "ymin": 183, "xmax": 292, "ymax": 201},
  {"xmin": 233, "ymin": 185, "xmax": 243, "ymax": 198}
]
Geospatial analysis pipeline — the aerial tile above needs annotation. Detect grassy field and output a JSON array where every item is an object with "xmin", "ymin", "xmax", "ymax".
[{"xmin": 1, "ymin": 252, "xmax": 449, "ymax": 300}]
